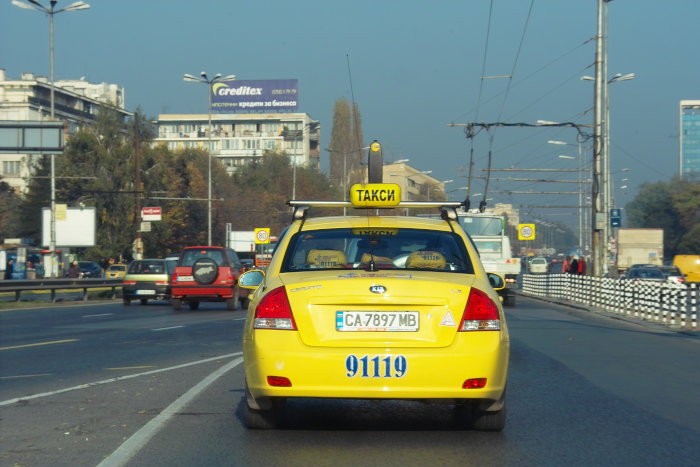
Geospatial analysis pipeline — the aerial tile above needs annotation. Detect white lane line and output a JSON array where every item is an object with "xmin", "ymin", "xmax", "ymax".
[
  {"xmin": 83, "ymin": 313, "xmax": 114, "ymax": 318},
  {"xmin": 152, "ymin": 326, "xmax": 185, "ymax": 331},
  {"xmin": 232, "ymin": 317, "xmax": 246, "ymax": 321},
  {"xmin": 97, "ymin": 356, "xmax": 244, "ymax": 467},
  {"xmin": 0, "ymin": 352, "xmax": 242, "ymax": 407}
]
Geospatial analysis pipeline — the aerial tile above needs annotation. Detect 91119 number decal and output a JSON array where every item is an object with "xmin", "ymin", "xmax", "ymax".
[{"xmin": 345, "ymin": 355, "xmax": 407, "ymax": 378}]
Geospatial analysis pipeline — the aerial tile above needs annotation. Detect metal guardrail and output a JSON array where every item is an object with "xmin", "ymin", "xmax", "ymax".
[
  {"xmin": 0, "ymin": 278, "xmax": 122, "ymax": 303},
  {"xmin": 522, "ymin": 273, "xmax": 698, "ymax": 330}
]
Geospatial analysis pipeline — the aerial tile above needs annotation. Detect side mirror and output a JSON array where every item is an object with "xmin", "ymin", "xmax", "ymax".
[
  {"xmin": 239, "ymin": 269, "xmax": 265, "ymax": 289},
  {"xmin": 487, "ymin": 272, "xmax": 505, "ymax": 290}
]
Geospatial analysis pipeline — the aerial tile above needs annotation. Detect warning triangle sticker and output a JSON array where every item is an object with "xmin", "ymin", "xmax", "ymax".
[{"xmin": 440, "ymin": 311, "xmax": 457, "ymax": 327}]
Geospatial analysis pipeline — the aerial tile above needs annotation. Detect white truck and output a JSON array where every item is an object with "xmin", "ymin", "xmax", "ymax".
[
  {"xmin": 456, "ymin": 212, "xmax": 520, "ymax": 306},
  {"xmin": 616, "ymin": 228, "xmax": 664, "ymax": 275},
  {"xmin": 227, "ymin": 231, "xmax": 256, "ymax": 254}
]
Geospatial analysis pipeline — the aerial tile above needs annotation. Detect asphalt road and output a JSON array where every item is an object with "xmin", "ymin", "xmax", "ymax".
[{"xmin": 1, "ymin": 296, "xmax": 699, "ymax": 466}]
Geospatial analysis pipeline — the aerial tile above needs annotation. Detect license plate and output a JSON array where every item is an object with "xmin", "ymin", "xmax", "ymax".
[
  {"xmin": 178, "ymin": 276, "xmax": 193, "ymax": 282},
  {"xmin": 136, "ymin": 290, "xmax": 155, "ymax": 295},
  {"xmin": 336, "ymin": 311, "xmax": 419, "ymax": 332}
]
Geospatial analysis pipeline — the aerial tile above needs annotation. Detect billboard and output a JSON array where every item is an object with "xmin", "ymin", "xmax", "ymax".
[
  {"xmin": 41, "ymin": 207, "xmax": 96, "ymax": 247},
  {"xmin": 211, "ymin": 79, "xmax": 298, "ymax": 112}
]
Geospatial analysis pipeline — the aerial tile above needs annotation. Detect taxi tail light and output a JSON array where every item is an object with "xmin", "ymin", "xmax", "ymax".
[
  {"xmin": 254, "ymin": 286, "xmax": 297, "ymax": 330},
  {"xmin": 462, "ymin": 378, "xmax": 487, "ymax": 389},
  {"xmin": 267, "ymin": 376, "xmax": 292, "ymax": 387},
  {"xmin": 459, "ymin": 288, "xmax": 501, "ymax": 331}
]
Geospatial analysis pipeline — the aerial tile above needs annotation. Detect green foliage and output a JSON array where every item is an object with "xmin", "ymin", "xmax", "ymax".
[
  {"xmin": 625, "ymin": 177, "xmax": 700, "ymax": 257},
  {"xmin": 0, "ymin": 177, "xmax": 22, "ymax": 240}
]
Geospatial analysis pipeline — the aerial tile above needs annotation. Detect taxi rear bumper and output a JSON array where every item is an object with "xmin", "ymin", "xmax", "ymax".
[{"xmin": 244, "ymin": 329, "xmax": 509, "ymax": 404}]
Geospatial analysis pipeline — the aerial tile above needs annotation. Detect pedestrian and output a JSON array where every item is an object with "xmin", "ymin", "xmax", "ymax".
[
  {"xmin": 67, "ymin": 260, "xmax": 80, "ymax": 278},
  {"xmin": 4, "ymin": 258, "xmax": 14, "ymax": 280},
  {"xmin": 569, "ymin": 257, "xmax": 579, "ymax": 274},
  {"xmin": 562, "ymin": 256, "xmax": 571, "ymax": 274},
  {"xmin": 578, "ymin": 256, "xmax": 586, "ymax": 275}
]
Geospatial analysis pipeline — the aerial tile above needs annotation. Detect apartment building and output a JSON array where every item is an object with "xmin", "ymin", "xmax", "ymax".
[
  {"xmin": 153, "ymin": 113, "xmax": 320, "ymax": 174},
  {"xmin": 0, "ymin": 68, "xmax": 129, "ymax": 192}
]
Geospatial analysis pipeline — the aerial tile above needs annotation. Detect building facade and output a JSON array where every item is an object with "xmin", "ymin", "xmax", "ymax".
[
  {"xmin": 382, "ymin": 162, "xmax": 447, "ymax": 201},
  {"xmin": 680, "ymin": 100, "xmax": 700, "ymax": 180},
  {"xmin": 153, "ymin": 113, "xmax": 320, "ymax": 174},
  {"xmin": 0, "ymin": 68, "xmax": 129, "ymax": 192}
]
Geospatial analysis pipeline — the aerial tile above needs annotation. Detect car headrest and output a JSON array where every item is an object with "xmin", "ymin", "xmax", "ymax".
[
  {"xmin": 306, "ymin": 250, "xmax": 347, "ymax": 268},
  {"xmin": 405, "ymin": 251, "xmax": 446, "ymax": 269}
]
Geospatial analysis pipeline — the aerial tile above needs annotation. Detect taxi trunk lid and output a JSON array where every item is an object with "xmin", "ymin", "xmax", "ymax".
[{"xmin": 279, "ymin": 271, "xmax": 474, "ymax": 348}]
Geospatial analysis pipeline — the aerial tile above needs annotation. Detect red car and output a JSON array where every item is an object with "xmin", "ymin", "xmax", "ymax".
[{"xmin": 170, "ymin": 246, "xmax": 248, "ymax": 311}]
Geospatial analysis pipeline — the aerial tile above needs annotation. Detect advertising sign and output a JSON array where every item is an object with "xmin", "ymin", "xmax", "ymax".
[
  {"xmin": 211, "ymin": 79, "xmax": 298, "ymax": 112},
  {"xmin": 41, "ymin": 207, "xmax": 96, "ymax": 247}
]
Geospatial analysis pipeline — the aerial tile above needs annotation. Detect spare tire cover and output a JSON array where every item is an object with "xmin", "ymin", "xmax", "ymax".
[{"xmin": 193, "ymin": 257, "xmax": 218, "ymax": 285}]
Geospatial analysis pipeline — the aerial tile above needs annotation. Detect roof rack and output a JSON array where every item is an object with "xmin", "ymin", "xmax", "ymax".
[{"xmin": 288, "ymin": 200, "xmax": 462, "ymax": 221}]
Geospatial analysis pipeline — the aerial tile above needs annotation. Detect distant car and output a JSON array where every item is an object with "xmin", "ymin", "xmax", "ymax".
[
  {"xmin": 528, "ymin": 257, "xmax": 548, "ymax": 274},
  {"xmin": 170, "ymin": 246, "xmax": 248, "ymax": 311},
  {"xmin": 658, "ymin": 265, "xmax": 686, "ymax": 286},
  {"xmin": 624, "ymin": 267, "xmax": 666, "ymax": 282},
  {"xmin": 78, "ymin": 261, "xmax": 103, "ymax": 278},
  {"xmin": 122, "ymin": 258, "xmax": 177, "ymax": 305},
  {"xmin": 241, "ymin": 258, "xmax": 255, "ymax": 271},
  {"xmin": 105, "ymin": 263, "xmax": 127, "ymax": 279}
]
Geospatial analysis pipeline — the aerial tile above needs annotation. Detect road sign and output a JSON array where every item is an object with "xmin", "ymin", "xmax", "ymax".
[
  {"xmin": 518, "ymin": 223, "xmax": 536, "ymax": 241},
  {"xmin": 142, "ymin": 207, "xmax": 162, "ymax": 221},
  {"xmin": 255, "ymin": 228, "xmax": 271, "ymax": 244}
]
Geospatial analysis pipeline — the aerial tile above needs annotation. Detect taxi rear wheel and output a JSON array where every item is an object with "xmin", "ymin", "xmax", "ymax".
[
  {"xmin": 244, "ymin": 404, "xmax": 278, "ymax": 429},
  {"xmin": 472, "ymin": 400, "xmax": 506, "ymax": 431}
]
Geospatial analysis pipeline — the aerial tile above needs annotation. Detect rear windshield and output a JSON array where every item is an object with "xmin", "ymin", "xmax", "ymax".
[
  {"xmin": 627, "ymin": 268, "xmax": 664, "ymax": 279},
  {"xmin": 128, "ymin": 260, "xmax": 171, "ymax": 275},
  {"xmin": 281, "ymin": 228, "xmax": 474, "ymax": 273},
  {"xmin": 181, "ymin": 249, "xmax": 225, "ymax": 267}
]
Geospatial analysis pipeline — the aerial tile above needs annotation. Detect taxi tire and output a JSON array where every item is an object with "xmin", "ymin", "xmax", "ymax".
[
  {"xmin": 172, "ymin": 298, "xmax": 183, "ymax": 311},
  {"xmin": 472, "ymin": 400, "xmax": 506, "ymax": 431},
  {"xmin": 244, "ymin": 404, "xmax": 278, "ymax": 429}
]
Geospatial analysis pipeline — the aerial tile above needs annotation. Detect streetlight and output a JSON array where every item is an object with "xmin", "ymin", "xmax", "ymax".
[
  {"xmin": 13, "ymin": 0, "xmax": 90, "ymax": 277},
  {"xmin": 183, "ymin": 71, "xmax": 236, "ymax": 245},
  {"xmin": 550, "ymin": 139, "xmax": 587, "ymax": 255},
  {"xmin": 582, "ymin": 72, "xmax": 634, "ymax": 273}
]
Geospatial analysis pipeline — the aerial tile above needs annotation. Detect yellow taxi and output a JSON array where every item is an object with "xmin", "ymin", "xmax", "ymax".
[{"xmin": 239, "ymin": 182, "xmax": 509, "ymax": 430}]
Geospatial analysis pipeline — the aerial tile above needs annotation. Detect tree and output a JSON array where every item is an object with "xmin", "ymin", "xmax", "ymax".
[
  {"xmin": 328, "ymin": 99, "xmax": 365, "ymax": 190},
  {"xmin": 625, "ymin": 177, "xmax": 700, "ymax": 257},
  {"xmin": 0, "ymin": 177, "xmax": 22, "ymax": 240}
]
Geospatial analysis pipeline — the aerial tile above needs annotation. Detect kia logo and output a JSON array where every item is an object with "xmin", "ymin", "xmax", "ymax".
[{"xmin": 369, "ymin": 285, "xmax": 386, "ymax": 294}]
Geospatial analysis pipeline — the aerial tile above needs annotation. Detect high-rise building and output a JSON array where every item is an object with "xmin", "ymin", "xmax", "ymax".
[
  {"xmin": 0, "ymin": 69, "xmax": 129, "ymax": 192},
  {"xmin": 153, "ymin": 113, "xmax": 320, "ymax": 174},
  {"xmin": 680, "ymin": 100, "xmax": 700, "ymax": 180}
]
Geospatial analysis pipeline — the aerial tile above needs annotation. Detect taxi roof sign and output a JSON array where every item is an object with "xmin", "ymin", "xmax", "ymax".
[{"xmin": 350, "ymin": 183, "xmax": 401, "ymax": 208}]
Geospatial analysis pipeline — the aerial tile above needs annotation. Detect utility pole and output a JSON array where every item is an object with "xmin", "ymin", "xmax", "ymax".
[
  {"xmin": 592, "ymin": 0, "xmax": 608, "ymax": 277},
  {"xmin": 134, "ymin": 113, "xmax": 143, "ymax": 259}
]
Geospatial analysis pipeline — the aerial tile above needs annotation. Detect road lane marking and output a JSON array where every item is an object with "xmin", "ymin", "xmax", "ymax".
[
  {"xmin": 0, "ymin": 339, "xmax": 79, "ymax": 351},
  {"xmin": 105, "ymin": 366, "xmax": 156, "ymax": 371},
  {"xmin": 152, "ymin": 326, "xmax": 185, "ymax": 331},
  {"xmin": 0, "ymin": 373, "xmax": 53, "ymax": 380},
  {"xmin": 83, "ymin": 313, "xmax": 114, "ymax": 318},
  {"xmin": 0, "ymin": 352, "xmax": 242, "ymax": 407},
  {"xmin": 98, "ymin": 356, "xmax": 244, "ymax": 467}
]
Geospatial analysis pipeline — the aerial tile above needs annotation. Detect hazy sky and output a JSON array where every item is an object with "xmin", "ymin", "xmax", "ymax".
[{"xmin": 3, "ymin": 0, "xmax": 698, "ymax": 224}]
